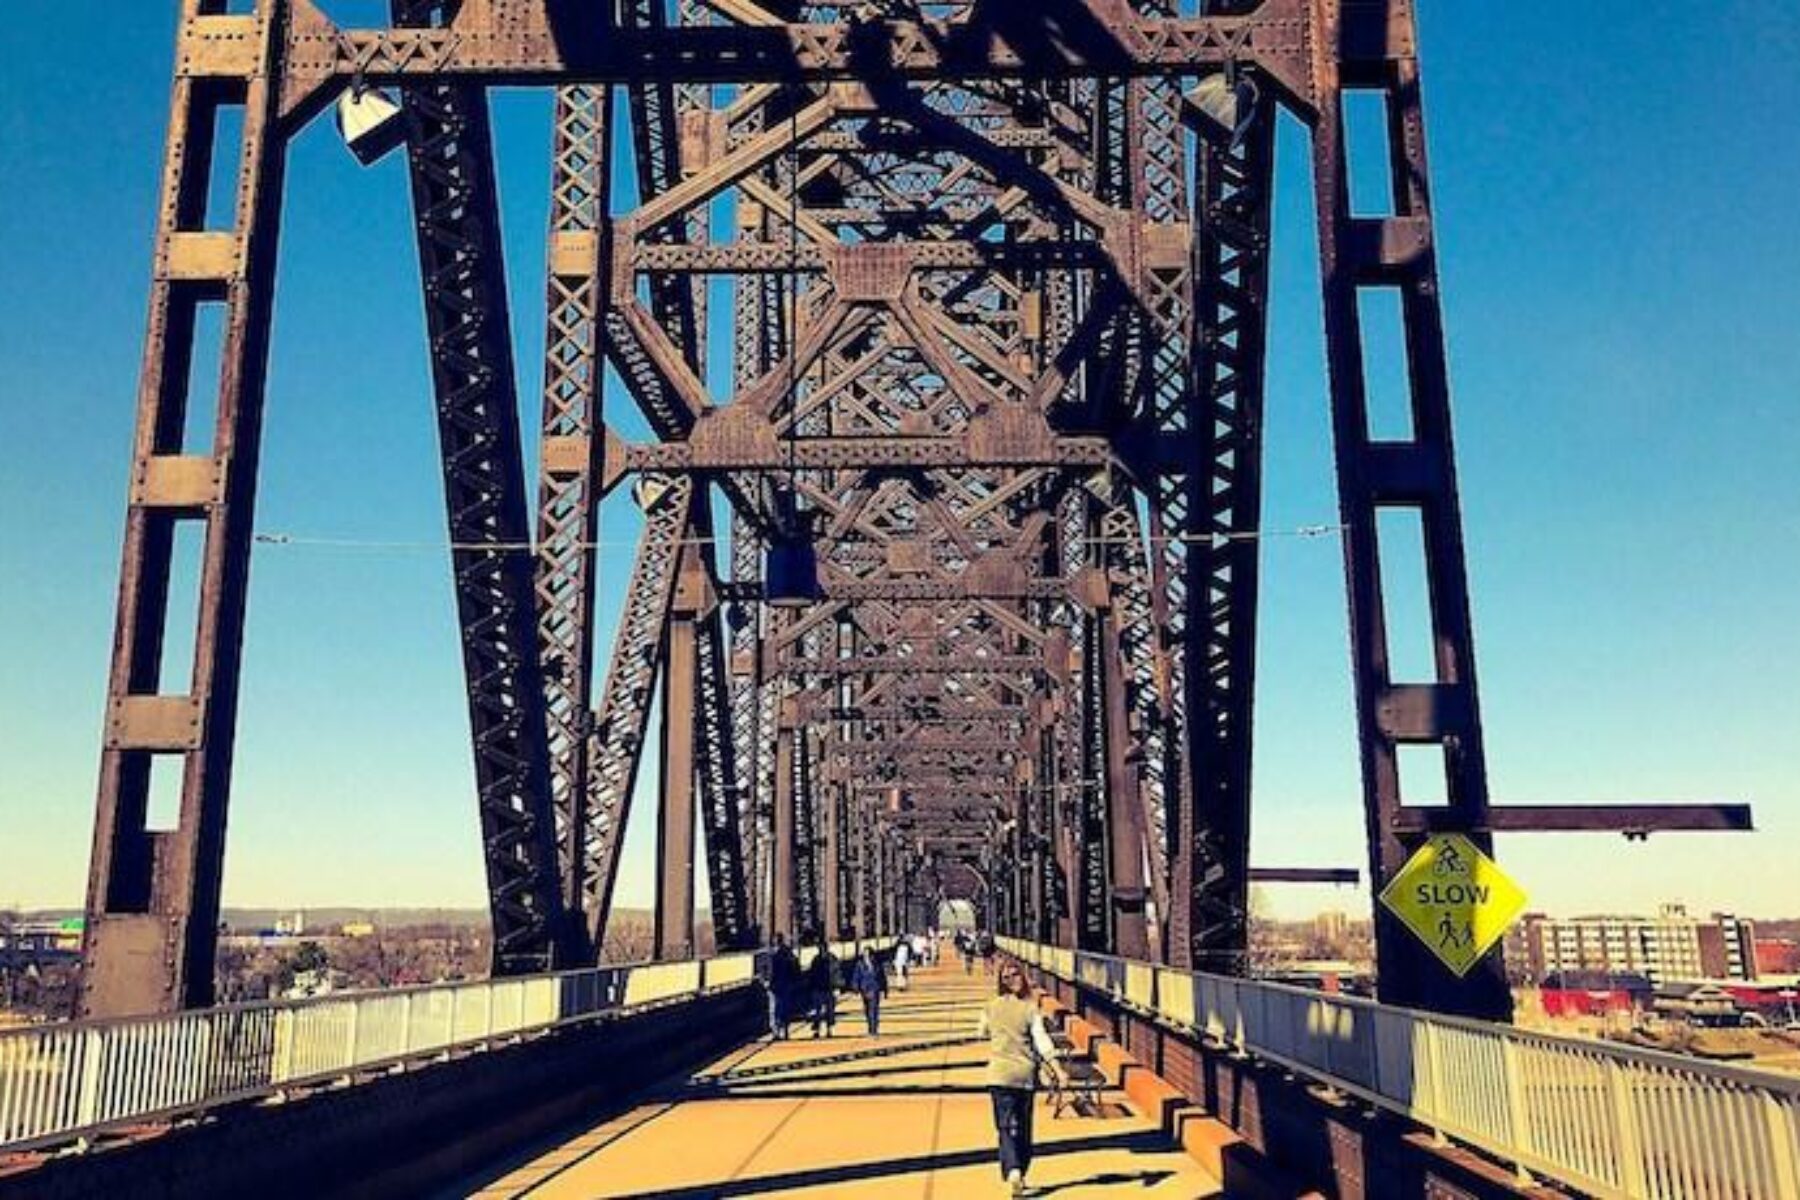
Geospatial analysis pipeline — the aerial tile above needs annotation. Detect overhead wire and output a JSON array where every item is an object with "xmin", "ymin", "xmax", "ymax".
[{"xmin": 251, "ymin": 524, "xmax": 1345, "ymax": 554}]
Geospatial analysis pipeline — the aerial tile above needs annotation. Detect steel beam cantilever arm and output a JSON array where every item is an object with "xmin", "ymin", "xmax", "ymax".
[
  {"xmin": 271, "ymin": 0, "xmax": 1319, "ymax": 125},
  {"xmin": 1392, "ymin": 804, "xmax": 1755, "ymax": 838}
]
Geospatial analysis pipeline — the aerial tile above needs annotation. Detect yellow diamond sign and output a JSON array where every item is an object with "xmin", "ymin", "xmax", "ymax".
[{"xmin": 1378, "ymin": 834, "xmax": 1528, "ymax": 977}]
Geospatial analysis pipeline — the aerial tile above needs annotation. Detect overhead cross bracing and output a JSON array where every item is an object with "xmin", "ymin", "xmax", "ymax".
[{"xmin": 78, "ymin": 0, "xmax": 1752, "ymax": 1028}]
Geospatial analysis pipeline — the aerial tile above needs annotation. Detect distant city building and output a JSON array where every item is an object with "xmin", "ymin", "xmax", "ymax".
[
  {"xmin": 0, "ymin": 919, "xmax": 83, "ymax": 958},
  {"xmin": 1313, "ymin": 910, "xmax": 1350, "ymax": 944},
  {"xmin": 1697, "ymin": 914, "xmax": 1758, "ymax": 980},
  {"xmin": 1516, "ymin": 905, "xmax": 1758, "ymax": 986},
  {"xmin": 341, "ymin": 922, "xmax": 376, "ymax": 938},
  {"xmin": 1536, "ymin": 970, "xmax": 1653, "ymax": 1018},
  {"xmin": 1754, "ymin": 938, "xmax": 1799, "ymax": 975},
  {"xmin": 273, "ymin": 912, "xmax": 306, "ymax": 936}
]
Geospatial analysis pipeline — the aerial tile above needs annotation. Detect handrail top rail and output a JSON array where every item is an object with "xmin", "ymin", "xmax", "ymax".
[
  {"xmin": 1014, "ymin": 942, "xmax": 1800, "ymax": 1099},
  {"xmin": 0, "ymin": 951, "xmax": 761, "ymax": 1043}
]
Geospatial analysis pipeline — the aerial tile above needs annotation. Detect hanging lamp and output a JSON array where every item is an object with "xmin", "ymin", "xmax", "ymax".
[{"xmin": 764, "ymin": 93, "xmax": 820, "ymax": 609}]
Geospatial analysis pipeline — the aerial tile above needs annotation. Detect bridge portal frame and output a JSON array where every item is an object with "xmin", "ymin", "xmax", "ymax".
[{"xmin": 80, "ymin": 0, "xmax": 1748, "ymax": 1025}]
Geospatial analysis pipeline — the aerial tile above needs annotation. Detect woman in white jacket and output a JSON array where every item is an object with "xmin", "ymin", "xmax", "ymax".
[{"xmin": 977, "ymin": 959, "xmax": 1062, "ymax": 1196}]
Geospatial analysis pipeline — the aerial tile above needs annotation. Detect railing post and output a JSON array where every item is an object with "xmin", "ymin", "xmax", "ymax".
[
  {"xmin": 73, "ymin": 1028, "xmax": 105, "ymax": 1131},
  {"xmin": 400, "ymin": 993, "xmax": 414, "ymax": 1056},
  {"xmin": 1499, "ymin": 1038, "xmax": 1536, "ymax": 1186},
  {"xmin": 1764, "ymin": 1090, "xmax": 1800, "ymax": 1199},
  {"xmin": 1604, "ymin": 1056, "xmax": 1648, "ymax": 1196},
  {"xmin": 272, "ymin": 1008, "xmax": 295, "ymax": 1085},
  {"xmin": 1419, "ymin": 1020, "xmax": 1449, "ymax": 1145},
  {"xmin": 342, "ymin": 1002, "xmax": 360, "ymax": 1075}
]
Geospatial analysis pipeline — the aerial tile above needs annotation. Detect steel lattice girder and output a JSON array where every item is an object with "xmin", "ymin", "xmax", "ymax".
[
  {"xmin": 391, "ymin": 0, "xmax": 573, "ymax": 975},
  {"xmin": 272, "ymin": 1, "xmax": 1321, "ymax": 121},
  {"xmin": 77, "ymin": 0, "xmax": 1753, "ymax": 1025}
]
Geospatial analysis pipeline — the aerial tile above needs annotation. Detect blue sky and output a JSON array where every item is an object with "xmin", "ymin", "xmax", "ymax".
[{"xmin": 1, "ymin": 2, "xmax": 1797, "ymax": 924}]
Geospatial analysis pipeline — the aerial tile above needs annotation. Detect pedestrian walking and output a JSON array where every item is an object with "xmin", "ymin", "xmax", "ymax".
[
  {"xmin": 851, "ymin": 946, "xmax": 886, "ymax": 1036},
  {"xmin": 892, "ymin": 934, "xmax": 911, "ymax": 990},
  {"xmin": 978, "ymin": 958, "xmax": 1061, "ymax": 1197},
  {"xmin": 806, "ymin": 940, "xmax": 838, "ymax": 1038},
  {"xmin": 767, "ymin": 933, "xmax": 799, "ymax": 1040}
]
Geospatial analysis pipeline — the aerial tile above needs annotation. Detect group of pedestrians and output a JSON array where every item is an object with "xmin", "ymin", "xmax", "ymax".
[
  {"xmin": 956, "ymin": 927, "xmax": 996, "ymax": 974},
  {"xmin": 764, "ymin": 933, "xmax": 840, "ymax": 1039},
  {"xmin": 765, "ymin": 933, "xmax": 923, "ymax": 1039},
  {"xmin": 762, "ymin": 928, "xmax": 1062, "ymax": 1195}
]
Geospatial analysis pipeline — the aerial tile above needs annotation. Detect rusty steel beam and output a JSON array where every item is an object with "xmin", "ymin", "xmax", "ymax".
[
  {"xmin": 1250, "ymin": 867, "xmax": 1360, "ymax": 885},
  {"xmin": 617, "ymin": 433, "xmax": 1114, "ymax": 473},
  {"xmin": 1393, "ymin": 805, "xmax": 1755, "ymax": 837},
  {"xmin": 1310, "ymin": 0, "xmax": 1507, "ymax": 1020},
  {"xmin": 392, "ymin": 0, "xmax": 572, "ymax": 975},
  {"xmin": 1173, "ymin": 69, "xmax": 1277, "ymax": 974},
  {"xmin": 534, "ymin": 82, "xmax": 609, "ymax": 954},
  {"xmin": 275, "ymin": 3, "xmax": 1319, "ymax": 119},
  {"xmin": 80, "ymin": 1, "xmax": 290, "ymax": 1018},
  {"xmin": 776, "ymin": 654, "xmax": 1043, "ymax": 676}
]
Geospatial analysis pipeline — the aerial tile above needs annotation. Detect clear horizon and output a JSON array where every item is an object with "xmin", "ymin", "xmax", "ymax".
[{"xmin": 3, "ymin": 3, "xmax": 1799, "ymax": 929}]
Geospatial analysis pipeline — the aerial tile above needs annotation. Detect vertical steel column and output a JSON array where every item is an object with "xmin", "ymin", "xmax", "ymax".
[
  {"xmin": 853, "ymin": 798, "xmax": 869, "ymax": 941},
  {"xmin": 1100, "ymin": 605, "xmax": 1151, "ymax": 958},
  {"xmin": 731, "ymin": 519, "xmax": 772, "ymax": 939},
  {"xmin": 693, "ymin": 603, "xmax": 753, "ymax": 949},
  {"xmin": 821, "ymin": 780, "xmax": 842, "ymax": 939},
  {"xmin": 655, "ymin": 547, "xmax": 704, "ymax": 962},
  {"xmin": 1132, "ymin": 9, "xmax": 1193, "ymax": 962},
  {"xmin": 1312, "ymin": 0, "xmax": 1508, "ymax": 1020},
  {"xmin": 82, "ymin": 0, "xmax": 288, "ymax": 1017},
  {"xmin": 535, "ymin": 83, "xmax": 611, "ymax": 955},
  {"xmin": 392, "ymin": 0, "xmax": 570, "ymax": 974},
  {"xmin": 876, "ymin": 834, "xmax": 892, "ymax": 938},
  {"xmin": 1036, "ymin": 725, "xmax": 1065, "ymax": 945},
  {"xmin": 582, "ymin": 476, "xmax": 690, "ymax": 950},
  {"xmin": 771, "ymin": 714, "xmax": 797, "ymax": 940},
  {"xmin": 1176, "ymin": 86, "xmax": 1277, "ymax": 973},
  {"xmin": 792, "ymin": 729, "xmax": 822, "ymax": 940},
  {"xmin": 1077, "ymin": 597, "xmax": 1113, "ymax": 952}
]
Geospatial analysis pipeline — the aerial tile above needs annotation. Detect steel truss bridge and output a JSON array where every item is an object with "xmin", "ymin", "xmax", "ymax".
[
  {"xmin": 6, "ymin": 1, "xmax": 1793, "ymax": 1195},
  {"xmin": 77, "ymin": 0, "xmax": 1754, "ymax": 1039}
]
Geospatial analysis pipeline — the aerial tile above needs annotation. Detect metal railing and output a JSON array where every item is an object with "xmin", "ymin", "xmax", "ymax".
[
  {"xmin": 1000, "ymin": 938, "xmax": 1800, "ymax": 1200},
  {"xmin": 0, "ymin": 953, "xmax": 762, "ymax": 1156}
]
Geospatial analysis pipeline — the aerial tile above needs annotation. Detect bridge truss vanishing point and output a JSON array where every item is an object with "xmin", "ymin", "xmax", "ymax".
[{"xmin": 80, "ymin": 0, "xmax": 1751, "ymax": 1025}]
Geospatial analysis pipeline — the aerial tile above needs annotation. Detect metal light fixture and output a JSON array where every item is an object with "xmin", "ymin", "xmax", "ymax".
[
  {"xmin": 763, "ymin": 99, "xmax": 820, "ymax": 611},
  {"xmin": 764, "ymin": 517, "xmax": 822, "ymax": 608},
  {"xmin": 336, "ymin": 84, "xmax": 407, "ymax": 166},
  {"xmin": 1188, "ymin": 66, "xmax": 1260, "ymax": 149}
]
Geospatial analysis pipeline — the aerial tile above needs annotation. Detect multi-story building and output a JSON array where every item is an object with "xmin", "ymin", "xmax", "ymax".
[
  {"xmin": 1698, "ymin": 914, "xmax": 1758, "ymax": 980},
  {"xmin": 1313, "ymin": 910, "xmax": 1349, "ymax": 944},
  {"xmin": 1515, "ymin": 905, "xmax": 1757, "ymax": 986}
]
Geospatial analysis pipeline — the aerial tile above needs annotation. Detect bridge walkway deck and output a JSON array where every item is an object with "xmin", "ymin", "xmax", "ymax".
[{"xmin": 460, "ymin": 961, "xmax": 1219, "ymax": 1199}]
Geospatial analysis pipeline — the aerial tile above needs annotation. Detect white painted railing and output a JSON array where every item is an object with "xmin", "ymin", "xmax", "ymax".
[
  {"xmin": 0, "ymin": 952, "xmax": 762, "ymax": 1155},
  {"xmin": 1000, "ymin": 938, "xmax": 1800, "ymax": 1200}
]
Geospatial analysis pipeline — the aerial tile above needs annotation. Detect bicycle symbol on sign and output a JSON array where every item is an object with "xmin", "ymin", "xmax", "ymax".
[{"xmin": 1432, "ymin": 840, "xmax": 1471, "ymax": 878}]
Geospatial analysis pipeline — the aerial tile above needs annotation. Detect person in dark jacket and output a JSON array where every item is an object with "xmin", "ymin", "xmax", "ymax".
[
  {"xmin": 850, "ymin": 946, "xmax": 887, "ymax": 1036},
  {"xmin": 806, "ymin": 940, "xmax": 838, "ymax": 1038},
  {"xmin": 767, "ymin": 934, "xmax": 799, "ymax": 1040}
]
